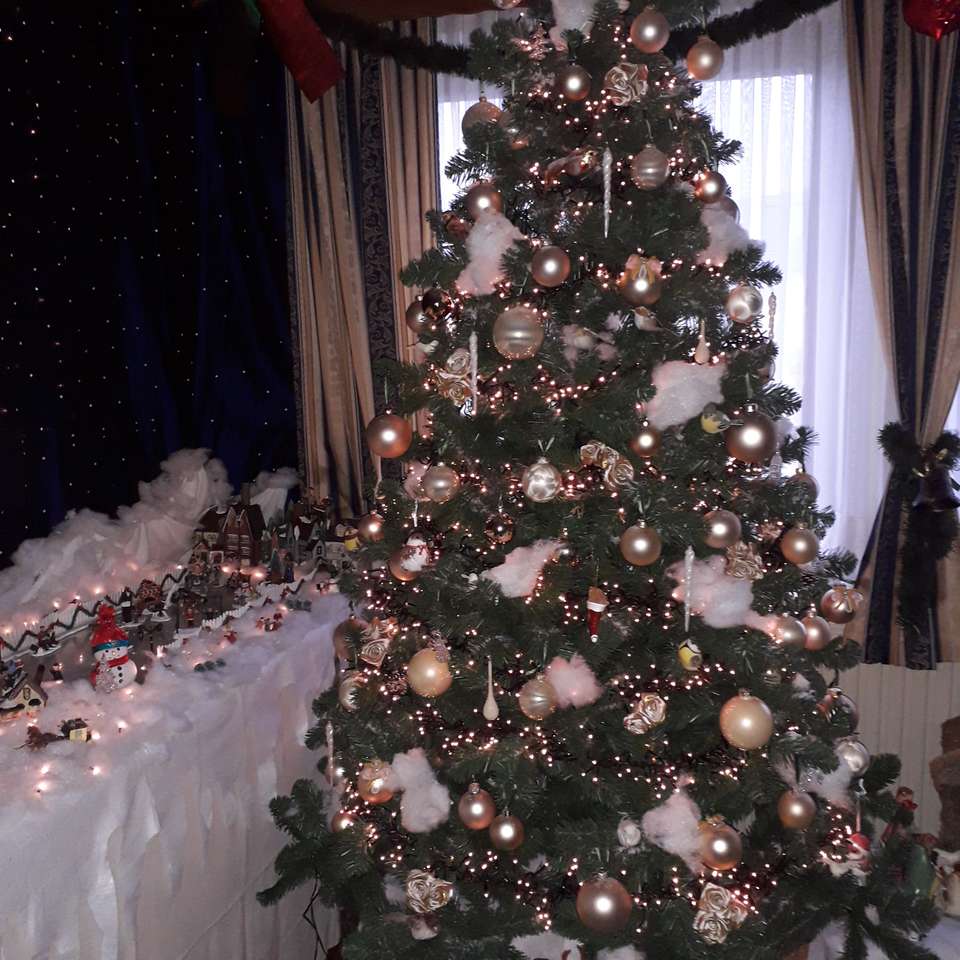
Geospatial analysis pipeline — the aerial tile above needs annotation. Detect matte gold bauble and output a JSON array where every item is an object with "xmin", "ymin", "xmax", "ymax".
[
  {"xmin": 820, "ymin": 586, "xmax": 864, "ymax": 624},
  {"xmin": 458, "ymin": 783, "xmax": 496, "ymax": 830},
  {"xmin": 407, "ymin": 648, "xmax": 452, "ymax": 697},
  {"xmin": 493, "ymin": 305, "xmax": 544, "ymax": 360},
  {"xmin": 497, "ymin": 109, "xmax": 528, "ymax": 150},
  {"xmin": 774, "ymin": 615, "xmax": 807, "ymax": 650},
  {"xmin": 518, "ymin": 674, "xmax": 558, "ymax": 720},
  {"xmin": 619, "ymin": 522, "xmax": 662, "ymax": 566},
  {"xmin": 630, "ymin": 6, "xmax": 670, "ymax": 53},
  {"xmin": 789, "ymin": 470, "xmax": 820, "ymax": 498},
  {"xmin": 405, "ymin": 300, "xmax": 429, "ymax": 336},
  {"xmin": 699, "ymin": 817, "xmax": 743, "ymax": 871},
  {"xmin": 421, "ymin": 287, "xmax": 454, "ymax": 321},
  {"xmin": 489, "ymin": 814, "xmax": 525, "ymax": 850},
  {"xmin": 631, "ymin": 144, "xmax": 670, "ymax": 190},
  {"xmin": 836, "ymin": 737, "xmax": 871, "ymax": 776},
  {"xmin": 338, "ymin": 670, "xmax": 363, "ymax": 711},
  {"xmin": 531, "ymin": 245, "xmax": 571, "ymax": 287},
  {"xmin": 465, "ymin": 181, "xmax": 503, "ymax": 219},
  {"xmin": 357, "ymin": 513, "xmax": 385, "ymax": 543},
  {"xmin": 388, "ymin": 549, "xmax": 419, "ymax": 582},
  {"xmin": 462, "ymin": 96, "xmax": 501, "ymax": 133},
  {"xmin": 630, "ymin": 422, "xmax": 662, "ymax": 458},
  {"xmin": 719, "ymin": 691, "xmax": 774, "ymax": 750},
  {"xmin": 484, "ymin": 513, "xmax": 515, "ymax": 545},
  {"xmin": 802, "ymin": 608, "xmax": 833, "ymax": 651},
  {"xmin": 778, "ymin": 790, "xmax": 817, "ymax": 830},
  {"xmin": 575, "ymin": 875, "xmax": 633, "ymax": 933},
  {"xmin": 357, "ymin": 761, "xmax": 394, "ymax": 804},
  {"xmin": 716, "ymin": 195, "xmax": 740, "ymax": 221},
  {"xmin": 556, "ymin": 64, "xmax": 591, "ymax": 102},
  {"xmin": 686, "ymin": 35, "xmax": 725, "ymax": 80},
  {"xmin": 725, "ymin": 283, "xmax": 764, "ymax": 323},
  {"xmin": 618, "ymin": 259, "xmax": 662, "ymax": 306},
  {"xmin": 781, "ymin": 526, "xmax": 820, "ymax": 566},
  {"xmin": 421, "ymin": 464, "xmax": 461, "ymax": 504},
  {"xmin": 366, "ymin": 414, "xmax": 413, "ymax": 459},
  {"xmin": 704, "ymin": 509, "xmax": 741, "ymax": 549},
  {"xmin": 521, "ymin": 457, "xmax": 562, "ymax": 502},
  {"xmin": 725, "ymin": 408, "xmax": 777, "ymax": 463},
  {"xmin": 333, "ymin": 617, "xmax": 368, "ymax": 659},
  {"xmin": 694, "ymin": 169, "xmax": 727, "ymax": 203},
  {"xmin": 331, "ymin": 809, "xmax": 359, "ymax": 832}
]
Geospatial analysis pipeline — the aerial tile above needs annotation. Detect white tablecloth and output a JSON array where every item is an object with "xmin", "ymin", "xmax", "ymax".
[
  {"xmin": 0, "ymin": 592, "xmax": 346, "ymax": 960},
  {"xmin": 810, "ymin": 918, "xmax": 960, "ymax": 959}
]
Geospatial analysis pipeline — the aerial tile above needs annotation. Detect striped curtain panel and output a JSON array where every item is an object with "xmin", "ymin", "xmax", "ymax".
[{"xmin": 844, "ymin": 0, "xmax": 960, "ymax": 666}]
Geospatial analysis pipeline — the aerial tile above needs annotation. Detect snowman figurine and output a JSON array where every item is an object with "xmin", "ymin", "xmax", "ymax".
[{"xmin": 89, "ymin": 606, "xmax": 138, "ymax": 692}]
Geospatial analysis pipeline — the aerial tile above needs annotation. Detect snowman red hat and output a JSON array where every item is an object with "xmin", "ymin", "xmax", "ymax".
[{"xmin": 90, "ymin": 605, "xmax": 138, "ymax": 691}]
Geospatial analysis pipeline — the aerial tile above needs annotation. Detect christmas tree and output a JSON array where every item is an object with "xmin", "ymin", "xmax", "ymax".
[{"xmin": 260, "ymin": 3, "xmax": 939, "ymax": 957}]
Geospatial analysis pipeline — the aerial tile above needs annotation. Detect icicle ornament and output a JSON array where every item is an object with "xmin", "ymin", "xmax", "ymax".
[
  {"xmin": 483, "ymin": 657, "xmax": 499, "ymax": 720},
  {"xmin": 603, "ymin": 148, "xmax": 613, "ymax": 238},
  {"xmin": 683, "ymin": 545, "xmax": 695, "ymax": 633},
  {"xmin": 469, "ymin": 330, "xmax": 478, "ymax": 416}
]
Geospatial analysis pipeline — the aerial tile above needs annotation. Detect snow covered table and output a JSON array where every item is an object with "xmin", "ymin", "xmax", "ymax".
[
  {"xmin": 0, "ymin": 591, "xmax": 347, "ymax": 960},
  {"xmin": 809, "ymin": 918, "xmax": 960, "ymax": 958}
]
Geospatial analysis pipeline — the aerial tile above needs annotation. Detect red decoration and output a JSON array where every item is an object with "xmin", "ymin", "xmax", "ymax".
[
  {"xmin": 258, "ymin": 0, "xmax": 342, "ymax": 101},
  {"xmin": 586, "ymin": 587, "xmax": 608, "ymax": 642},
  {"xmin": 903, "ymin": 0, "xmax": 960, "ymax": 39}
]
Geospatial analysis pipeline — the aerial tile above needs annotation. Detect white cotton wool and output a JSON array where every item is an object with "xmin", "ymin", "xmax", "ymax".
[
  {"xmin": 545, "ymin": 653, "xmax": 602, "ymax": 708},
  {"xmin": 667, "ymin": 554, "xmax": 772, "ymax": 631},
  {"xmin": 697, "ymin": 203, "xmax": 754, "ymax": 266},
  {"xmin": 480, "ymin": 540, "xmax": 563, "ymax": 598},
  {"xmin": 389, "ymin": 748, "xmax": 450, "ymax": 833},
  {"xmin": 645, "ymin": 360, "xmax": 726, "ymax": 430},
  {"xmin": 549, "ymin": 0, "xmax": 596, "ymax": 48},
  {"xmin": 641, "ymin": 788, "xmax": 703, "ymax": 872},
  {"xmin": 513, "ymin": 931, "xmax": 583, "ymax": 960},
  {"xmin": 598, "ymin": 948, "xmax": 646, "ymax": 960},
  {"xmin": 456, "ymin": 210, "xmax": 525, "ymax": 296}
]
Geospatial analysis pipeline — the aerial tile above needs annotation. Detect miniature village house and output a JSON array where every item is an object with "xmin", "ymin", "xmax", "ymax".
[{"xmin": 194, "ymin": 501, "xmax": 267, "ymax": 567}]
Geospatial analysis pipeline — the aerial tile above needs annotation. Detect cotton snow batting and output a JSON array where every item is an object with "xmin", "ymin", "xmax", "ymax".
[
  {"xmin": 456, "ymin": 210, "xmax": 524, "ymax": 296},
  {"xmin": 667, "ymin": 554, "xmax": 773, "ymax": 631},
  {"xmin": 641, "ymin": 788, "xmax": 703, "ymax": 872},
  {"xmin": 545, "ymin": 653, "xmax": 602, "ymax": 708},
  {"xmin": 389, "ymin": 748, "xmax": 450, "ymax": 833},
  {"xmin": 549, "ymin": 0, "xmax": 596, "ymax": 47},
  {"xmin": 696, "ymin": 203, "xmax": 753, "ymax": 266},
  {"xmin": 645, "ymin": 360, "xmax": 726, "ymax": 430},
  {"xmin": 481, "ymin": 540, "xmax": 563, "ymax": 598}
]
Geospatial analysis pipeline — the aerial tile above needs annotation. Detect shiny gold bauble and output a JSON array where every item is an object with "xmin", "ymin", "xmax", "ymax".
[
  {"xmin": 725, "ymin": 283, "xmax": 764, "ymax": 323},
  {"xmin": 357, "ymin": 761, "xmax": 394, "ymax": 805},
  {"xmin": 778, "ymin": 789, "xmax": 817, "ymax": 830},
  {"xmin": 357, "ymin": 513, "xmax": 385, "ymax": 543},
  {"xmin": 421, "ymin": 287, "xmax": 454, "ymax": 321},
  {"xmin": 366, "ymin": 414, "xmax": 413, "ymax": 459},
  {"xmin": 458, "ymin": 783, "xmax": 496, "ymax": 830},
  {"xmin": 497, "ymin": 109, "xmax": 528, "ymax": 150},
  {"xmin": 725, "ymin": 409, "xmax": 777, "ymax": 463},
  {"xmin": 699, "ymin": 818, "xmax": 743, "ymax": 871},
  {"xmin": 719, "ymin": 691, "xmax": 774, "ymax": 750},
  {"xmin": 704, "ymin": 509, "xmax": 741, "ymax": 549},
  {"xmin": 694, "ymin": 169, "xmax": 727, "ymax": 204},
  {"xmin": 465, "ymin": 181, "xmax": 503, "ymax": 219},
  {"xmin": 333, "ymin": 616, "xmax": 368, "ymax": 659},
  {"xmin": 630, "ymin": 422, "xmax": 662, "ymax": 458},
  {"xmin": 631, "ymin": 144, "xmax": 670, "ymax": 190},
  {"xmin": 836, "ymin": 737, "xmax": 871, "ymax": 776},
  {"xmin": 556, "ymin": 64, "xmax": 591, "ymax": 102},
  {"xmin": 802, "ymin": 609, "xmax": 833, "ymax": 651},
  {"xmin": 630, "ymin": 6, "xmax": 670, "ymax": 53},
  {"xmin": 421, "ymin": 464, "xmax": 461, "ymax": 504},
  {"xmin": 489, "ymin": 814, "xmax": 525, "ymax": 850},
  {"xmin": 619, "ymin": 523, "xmax": 662, "ymax": 566},
  {"xmin": 686, "ymin": 34, "xmax": 725, "ymax": 80},
  {"xmin": 518, "ymin": 674, "xmax": 558, "ymax": 720},
  {"xmin": 484, "ymin": 513, "xmax": 515, "ymax": 545},
  {"xmin": 521, "ymin": 457, "xmax": 562, "ymax": 502},
  {"xmin": 819, "ymin": 687, "xmax": 859, "ymax": 728},
  {"xmin": 789, "ymin": 470, "xmax": 820, "ymax": 499},
  {"xmin": 493, "ymin": 305, "xmax": 544, "ymax": 360},
  {"xmin": 531, "ymin": 245, "xmax": 571, "ymax": 287},
  {"xmin": 388, "ymin": 549, "xmax": 419, "ymax": 582},
  {"xmin": 338, "ymin": 670, "xmax": 363, "ymax": 711},
  {"xmin": 618, "ymin": 259, "xmax": 662, "ymax": 306},
  {"xmin": 781, "ymin": 526, "xmax": 820, "ymax": 566},
  {"xmin": 575, "ymin": 875, "xmax": 633, "ymax": 933},
  {"xmin": 331, "ymin": 809, "xmax": 359, "ymax": 832},
  {"xmin": 716, "ymin": 194, "xmax": 740, "ymax": 221},
  {"xmin": 407, "ymin": 648, "xmax": 452, "ymax": 697},
  {"xmin": 441, "ymin": 211, "xmax": 471, "ymax": 241},
  {"xmin": 820, "ymin": 586, "xmax": 864, "ymax": 624},
  {"xmin": 462, "ymin": 96, "xmax": 502, "ymax": 133},
  {"xmin": 405, "ymin": 300, "xmax": 429, "ymax": 336},
  {"xmin": 774, "ymin": 615, "xmax": 807, "ymax": 650}
]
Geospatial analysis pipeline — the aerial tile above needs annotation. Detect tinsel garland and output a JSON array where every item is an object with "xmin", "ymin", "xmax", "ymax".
[{"xmin": 305, "ymin": 0, "xmax": 840, "ymax": 76}]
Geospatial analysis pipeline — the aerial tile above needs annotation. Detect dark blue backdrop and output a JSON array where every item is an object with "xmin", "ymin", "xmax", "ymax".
[{"xmin": 2, "ymin": 2, "xmax": 298, "ymax": 563}]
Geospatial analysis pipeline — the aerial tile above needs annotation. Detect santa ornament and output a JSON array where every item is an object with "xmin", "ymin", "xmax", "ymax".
[
  {"xmin": 586, "ymin": 587, "xmax": 608, "ymax": 641},
  {"xmin": 89, "ymin": 606, "xmax": 138, "ymax": 692}
]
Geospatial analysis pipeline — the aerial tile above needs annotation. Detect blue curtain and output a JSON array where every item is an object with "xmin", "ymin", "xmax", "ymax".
[{"xmin": 2, "ymin": 2, "xmax": 298, "ymax": 564}]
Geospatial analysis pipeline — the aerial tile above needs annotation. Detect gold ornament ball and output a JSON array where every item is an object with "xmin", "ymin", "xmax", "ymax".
[
  {"xmin": 575, "ymin": 875, "xmax": 633, "ymax": 933},
  {"xmin": 498, "ymin": 109, "xmax": 528, "ymax": 150},
  {"xmin": 725, "ymin": 409, "xmax": 777, "ymax": 463},
  {"xmin": 388, "ymin": 549, "xmax": 419, "ymax": 582},
  {"xmin": 405, "ymin": 300, "xmax": 429, "ymax": 336},
  {"xmin": 462, "ymin": 96, "xmax": 502, "ymax": 133},
  {"xmin": 687, "ymin": 34, "xmax": 725, "ymax": 80},
  {"xmin": 531, "ymin": 245, "xmax": 571, "ymax": 287},
  {"xmin": 821, "ymin": 586, "xmax": 863, "ymax": 624},
  {"xmin": 619, "ymin": 523, "xmax": 662, "ymax": 566},
  {"xmin": 704, "ymin": 509, "xmax": 741, "ymax": 549},
  {"xmin": 465, "ymin": 181, "xmax": 503, "ymax": 219},
  {"xmin": 331, "ymin": 809, "xmax": 359, "ymax": 832},
  {"xmin": 333, "ymin": 616, "xmax": 368, "ymax": 659},
  {"xmin": 484, "ymin": 513, "xmax": 515, "ymax": 545},
  {"xmin": 716, "ymin": 194, "xmax": 740, "ymax": 221},
  {"xmin": 556, "ymin": 64, "xmax": 591, "ymax": 102},
  {"xmin": 489, "ymin": 813, "xmax": 525, "ymax": 850},
  {"xmin": 789, "ymin": 470, "xmax": 820, "ymax": 499},
  {"xmin": 781, "ymin": 526, "xmax": 820, "ymax": 566},
  {"xmin": 631, "ymin": 144, "xmax": 670, "ymax": 190},
  {"xmin": 366, "ymin": 414, "xmax": 413, "ymax": 459},
  {"xmin": 357, "ymin": 762, "xmax": 394, "ymax": 805},
  {"xmin": 407, "ymin": 648, "xmax": 452, "ymax": 698},
  {"xmin": 493, "ymin": 305, "xmax": 544, "ymax": 360},
  {"xmin": 819, "ymin": 687, "xmax": 859, "ymax": 728},
  {"xmin": 421, "ymin": 287, "xmax": 453, "ymax": 321},
  {"xmin": 778, "ymin": 790, "xmax": 817, "ymax": 830},
  {"xmin": 719, "ymin": 691, "xmax": 774, "ymax": 750},
  {"xmin": 630, "ymin": 422, "xmax": 662, "ymax": 458},
  {"xmin": 774, "ymin": 615, "xmax": 807, "ymax": 650},
  {"xmin": 518, "ymin": 674, "xmax": 558, "ymax": 720},
  {"xmin": 618, "ymin": 259, "xmax": 662, "ymax": 306},
  {"xmin": 630, "ymin": 6, "xmax": 670, "ymax": 53},
  {"xmin": 725, "ymin": 283, "xmax": 764, "ymax": 323},
  {"xmin": 338, "ymin": 670, "xmax": 363, "ymax": 711},
  {"xmin": 521, "ymin": 457, "xmax": 562, "ymax": 502},
  {"xmin": 694, "ymin": 169, "xmax": 728, "ymax": 204},
  {"xmin": 802, "ymin": 610, "xmax": 833, "ymax": 651},
  {"xmin": 458, "ymin": 783, "xmax": 496, "ymax": 830},
  {"xmin": 441, "ymin": 211, "xmax": 471, "ymax": 241},
  {"xmin": 421, "ymin": 464, "xmax": 461, "ymax": 504},
  {"xmin": 700, "ymin": 818, "xmax": 743, "ymax": 871},
  {"xmin": 357, "ymin": 513, "xmax": 385, "ymax": 544},
  {"xmin": 836, "ymin": 737, "xmax": 871, "ymax": 776}
]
